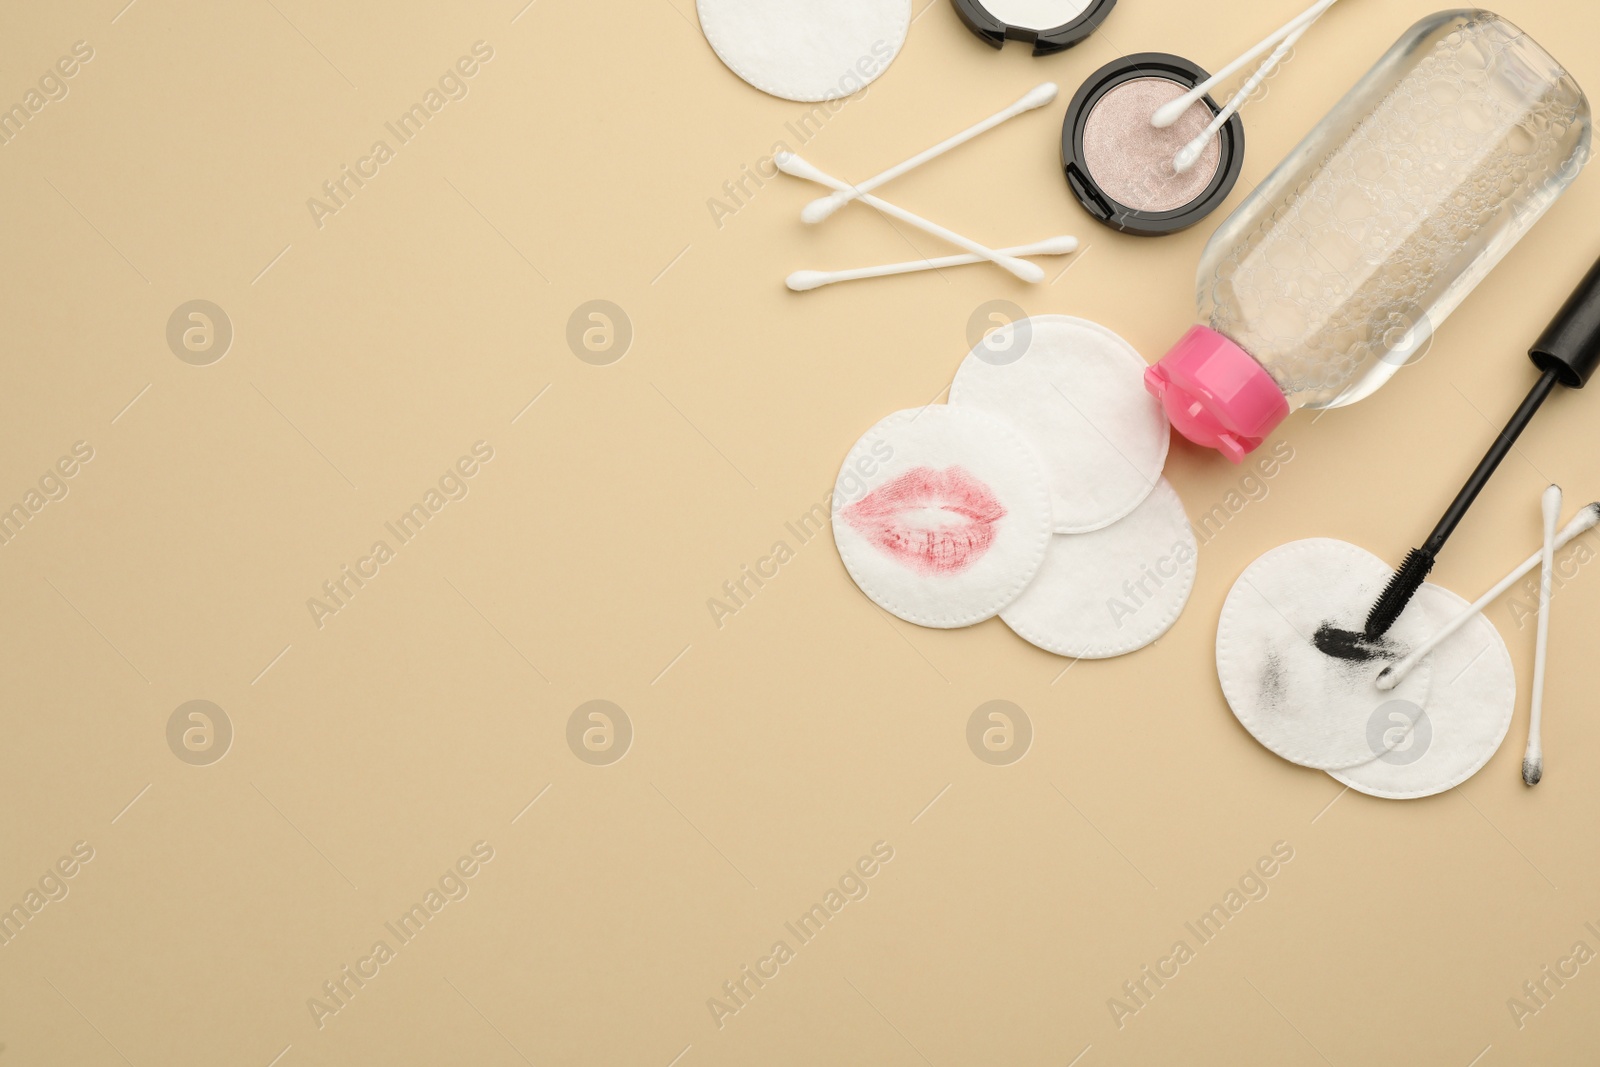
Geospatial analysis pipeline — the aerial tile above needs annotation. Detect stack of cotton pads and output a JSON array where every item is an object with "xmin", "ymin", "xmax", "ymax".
[
  {"xmin": 833, "ymin": 315, "xmax": 1197, "ymax": 659},
  {"xmin": 1216, "ymin": 539, "xmax": 1516, "ymax": 800}
]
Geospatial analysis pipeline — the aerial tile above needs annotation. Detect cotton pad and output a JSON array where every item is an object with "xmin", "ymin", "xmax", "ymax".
[
  {"xmin": 833, "ymin": 406, "xmax": 1052, "ymax": 629},
  {"xmin": 1331, "ymin": 582, "xmax": 1516, "ymax": 800},
  {"xmin": 1216, "ymin": 539, "xmax": 1437, "ymax": 770},
  {"xmin": 696, "ymin": 0, "xmax": 910, "ymax": 102},
  {"xmin": 1001, "ymin": 479, "xmax": 1196, "ymax": 658},
  {"xmin": 949, "ymin": 315, "xmax": 1169, "ymax": 534}
]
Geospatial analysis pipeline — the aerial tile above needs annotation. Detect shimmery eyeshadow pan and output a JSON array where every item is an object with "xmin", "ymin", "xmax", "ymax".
[
  {"xmin": 1061, "ymin": 53, "xmax": 1246, "ymax": 236},
  {"xmin": 1082, "ymin": 78, "xmax": 1221, "ymax": 213}
]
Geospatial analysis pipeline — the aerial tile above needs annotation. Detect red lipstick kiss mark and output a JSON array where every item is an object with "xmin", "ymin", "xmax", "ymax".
[{"xmin": 843, "ymin": 466, "xmax": 1006, "ymax": 576}]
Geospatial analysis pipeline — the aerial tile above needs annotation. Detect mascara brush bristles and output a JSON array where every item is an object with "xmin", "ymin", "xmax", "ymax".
[{"xmin": 1365, "ymin": 547, "xmax": 1435, "ymax": 638}]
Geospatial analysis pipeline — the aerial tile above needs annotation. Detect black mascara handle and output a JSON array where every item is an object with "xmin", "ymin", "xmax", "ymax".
[
  {"xmin": 1370, "ymin": 251, "xmax": 1600, "ymax": 637},
  {"xmin": 1422, "ymin": 368, "xmax": 1560, "ymax": 555},
  {"xmin": 1422, "ymin": 251, "xmax": 1600, "ymax": 554},
  {"xmin": 1531, "ymin": 252, "xmax": 1600, "ymax": 387}
]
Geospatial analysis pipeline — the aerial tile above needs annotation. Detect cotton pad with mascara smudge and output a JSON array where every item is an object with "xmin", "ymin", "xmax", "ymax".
[
  {"xmin": 832, "ymin": 406, "xmax": 1053, "ymax": 629},
  {"xmin": 696, "ymin": 0, "xmax": 910, "ymax": 102},
  {"xmin": 1330, "ymin": 582, "xmax": 1515, "ymax": 800},
  {"xmin": 949, "ymin": 315, "xmax": 1168, "ymax": 534},
  {"xmin": 1001, "ymin": 479, "xmax": 1196, "ymax": 658},
  {"xmin": 1216, "ymin": 539, "xmax": 1437, "ymax": 770}
]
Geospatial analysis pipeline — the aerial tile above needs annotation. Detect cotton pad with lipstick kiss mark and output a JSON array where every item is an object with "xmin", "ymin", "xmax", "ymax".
[
  {"xmin": 1001, "ymin": 479, "xmax": 1196, "ymax": 658},
  {"xmin": 949, "ymin": 315, "xmax": 1168, "ymax": 534},
  {"xmin": 833, "ymin": 406, "xmax": 1052, "ymax": 628},
  {"xmin": 1216, "ymin": 539, "xmax": 1438, "ymax": 770},
  {"xmin": 696, "ymin": 0, "xmax": 910, "ymax": 102}
]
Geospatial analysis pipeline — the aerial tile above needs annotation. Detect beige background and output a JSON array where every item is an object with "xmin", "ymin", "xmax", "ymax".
[{"xmin": 3, "ymin": 0, "xmax": 1600, "ymax": 1063}]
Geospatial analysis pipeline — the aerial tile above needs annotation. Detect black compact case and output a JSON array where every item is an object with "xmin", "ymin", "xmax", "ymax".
[
  {"xmin": 951, "ymin": 0, "xmax": 1117, "ymax": 55},
  {"xmin": 1061, "ymin": 53, "xmax": 1246, "ymax": 237}
]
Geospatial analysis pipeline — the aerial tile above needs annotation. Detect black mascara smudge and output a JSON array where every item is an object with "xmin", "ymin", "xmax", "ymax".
[
  {"xmin": 1259, "ymin": 650, "xmax": 1287, "ymax": 706},
  {"xmin": 1312, "ymin": 622, "xmax": 1399, "ymax": 663}
]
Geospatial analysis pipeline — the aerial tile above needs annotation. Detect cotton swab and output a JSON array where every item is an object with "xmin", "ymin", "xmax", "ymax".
[
  {"xmin": 1375, "ymin": 502, "xmax": 1600, "ymax": 691},
  {"xmin": 1174, "ymin": 14, "xmax": 1318, "ymax": 173},
  {"xmin": 1524, "ymin": 484, "xmax": 1563, "ymax": 786},
  {"xmin": 787, "ymin": 236, "xmax": 1077, "ymax": 291},
  {"xmin": 775, "ymin": 152, "xmax": 1046, "ymax": 284},
  {"xmin": 801, "ymin": 83, "xmax": 1060, "ymax": 225},
  {"xmin": 1151, "ymin": 0, "xmax": 1339, "ymax": 129}
]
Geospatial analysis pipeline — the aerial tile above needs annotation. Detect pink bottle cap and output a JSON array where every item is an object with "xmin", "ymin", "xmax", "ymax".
[{"xmin": 1144, "ymin": 326, "xmax": 1289, "ymax": 464}]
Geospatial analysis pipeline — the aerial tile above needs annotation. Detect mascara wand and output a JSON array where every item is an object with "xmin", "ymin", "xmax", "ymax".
[
  {"xmin": 1365, "ymin": 252, "xmax": 1600, "ymax": 639},
  {"xmin": 1364, "ymin": 367, "xmax": 1561, "ymax": 636}
]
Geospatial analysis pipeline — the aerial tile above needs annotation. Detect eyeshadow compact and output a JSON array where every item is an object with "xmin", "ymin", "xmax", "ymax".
[
  {"xmin": 950, "ymin": 0, "xmax": 1117, "ymax": 55},
  {"xmin": 1061, "ymin": 53, "xmax": 1245, "ymax": 237}
]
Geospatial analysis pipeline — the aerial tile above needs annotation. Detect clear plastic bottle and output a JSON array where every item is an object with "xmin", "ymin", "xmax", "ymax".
[{"xmin": 1145, "ymin": 9, "xmax": 1590, "ymax": 462}]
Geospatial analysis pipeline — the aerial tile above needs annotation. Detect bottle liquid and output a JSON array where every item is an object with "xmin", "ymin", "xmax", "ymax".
[{"xmin": 1145, "ymin": 9, "xmax": 1591, "ymax": 462}]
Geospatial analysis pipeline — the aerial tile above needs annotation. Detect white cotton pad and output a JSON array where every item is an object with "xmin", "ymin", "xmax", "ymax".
[
  {"xmin": 696, "ymin": 0, "xmax": 910, "ymax": 103},
  {"xmin": 1000, "ymin": 479, "xmax": 1196, "ymax": 658},
  {"xmin": 1331, "ymin": 583, "xmax": 1516, "ymax": 800},
  {"xmin": 1216, "ymin": 539, "xmax": 1438, "ymax": 771},
  {"xmin": 833, "ymin": 406, "xmax": 1052, "ymax": 628},
  {"xmin": 976, "ymin": 0, "xmax": 1093, "ymax": 31},
  {"xmin": 949, "ymin": 315, "xmax": 1169, "ymax": 534}
]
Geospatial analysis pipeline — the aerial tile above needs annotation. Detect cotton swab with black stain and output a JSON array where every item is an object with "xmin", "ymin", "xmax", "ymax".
[
  {"xmin": 801, "ymin": 83, "xmax": 1059, "ymax": 224},
  {"xmin": 1524, "ymin": 483, "xmax": 1562, "ymax": 786},
  {"xmin": 775, "ymin": 152, "xmax": 1046, "ymax": 284},
  {"xmin": 787, "ymin": 236, "xmax": 1077, "ymax": 291},
  {"xmin": 1374, "ymin": 501, "xmax": 1600, "ymax": 691},
  {"xmin": 1363, "ymin": 252, "xmax": 1600, "ymax": 640}
]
